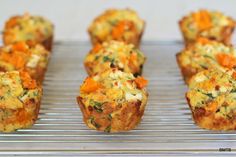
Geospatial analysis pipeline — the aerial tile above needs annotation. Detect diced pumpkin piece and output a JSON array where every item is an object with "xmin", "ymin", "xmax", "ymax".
[
  {"xmin": 5, "ymin": 17, "xmax": 18, "ymax": 28},
  {"xmin": 197, "ymin": 37, "xmax": 211, "ymax": 45},
  {"xmin": 12, "ymin": 42, "xmax": 29, "ymax": 52},
  {"xmin": 19, "ymin": 71, "xmax": 37, "ymax": 89},
  {"xmin": 216, "ymin": 53, "xmax": 236, "ymax": 69},
  {"xmin": 81, "ymin": 77, "xmax": 101, "ymax": 93},
  {"xmin": 135, "ymin": 76, "xmax": 148, "ymax": 89},
  {"xmin": 193, "ymin": 10, "xmax": 212, "ymax": 30},
  {"xmin": 92, "ymin": 44, "xmax": 102, "ymax": 53},
  {"xmin": 112, "ymin": 20, "xmax": 134, "ymax": 39}
]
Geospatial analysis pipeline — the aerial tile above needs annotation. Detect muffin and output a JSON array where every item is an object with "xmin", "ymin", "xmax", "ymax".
[
  {"xmin": 88, "ymin": 8, "xmax": 145, "ymax": 47},
  {"xmin": 179, "ymin": 10, "xmax": 235, "ymax": 46},
  {"xmin": 77, "ymin": 68, "xmax": 148, "ymax": 133},
  {"xmin": 3, "ymin": 13, "xmax": 54, "ymax": 51},
  {"xmin": 186, "ymin": 69, "xmax": 236, "ymax": 130},
  {"xmin": 84, "ymin": 40, "xmax": 146, "ymax": 76},
  {"xmin": 176, "ymin": 38, "xmax": 236, "ymax": 84},
  {"xmin": 0, "ymin": 71, "xmax": 42, "ymax": 132},
  {"xmin": 0, "ymin": 41, "xmax": 50, "ymax": 83}
]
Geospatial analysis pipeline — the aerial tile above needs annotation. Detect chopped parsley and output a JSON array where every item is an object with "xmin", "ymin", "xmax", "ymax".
[
  {"xmin": 89, "ymin": 117, "xmax": 101, "ymax": 129},
  {"xmin": 95, "ymin": 56, "xmax": 99, "ymax": 61},
  {"xmin": 104, "ymin": 125, "xmax": 111, "ymax": 133},
  {"xmin": 103, "ymin": 56, "xmax": 114, "ymax": 63},
  {"xmin": 205, "ymin": 93, "xmax": 214, "ymax": 99},
  {"xmin": 90, "ymin": 100, "xmax": 103, "ymax": 113},
  {"xmin": 107, "ymin": 114, "xmax": 112, "ymax": 121},
  {"xmin": 230, "ymin": 89, "xmax": 236, "ymax": 93}
]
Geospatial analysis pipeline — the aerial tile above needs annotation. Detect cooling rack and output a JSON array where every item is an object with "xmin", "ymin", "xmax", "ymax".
[{"xmin": 0, "ymin": 41, "xmax": 235, "ymax": 156}]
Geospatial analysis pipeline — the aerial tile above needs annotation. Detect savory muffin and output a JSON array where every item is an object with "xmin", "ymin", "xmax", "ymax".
[
  {"xmin": 186, "ymin": 69, "xmax": 236, "ymax": 130},
  {"xmin": 179, "ymin": 10, "xmax": 235, "ymax": 46},
  {"xmin": 0, "ymin": 71, "xmax": 42, "ymax": 132},
  {"xmin": 77, "ymin": 68, "xmax": 148, "ymax": 133},
  {"xmin": 176, "ymin": 38, "xmax": 236, "ymax": 84},
  {"xmin": 84, "ymin": 40, "xmax": 146, "ymax": 76},
  {"xmin": 3, "ymin": 13, "xmax": 54, "ymax": 51},
  {"xmin": 0, "ymin": 41, "xmax": 50, "ymax": 83},
  {"xmin": 88, "ymin": 8, "xmax": 145, "ymax": 47}
]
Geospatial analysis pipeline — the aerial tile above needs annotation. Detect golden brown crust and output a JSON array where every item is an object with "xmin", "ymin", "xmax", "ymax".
[
  {"xmin": 179, "ymin": 14, "xmax": 235, "ymax": 47},
  {"xmin": 186, "ymin": 69, "xmax": 236, "ymax": 130},
  {"xmin": 0, "ymin": 42, "xmax": 50, "ymax": 84},
  {"xmin": 88, "ymin": 24, "xmax": 145, "ymax": 48},
  {"xmin": 84, "ymin": 41, "xmax": 146, "ymax": 76},
  {"xmin": 3, "ymin": 14, "xmax": 54, "ymax": 52},
  {"xmin": 220, "ymin": 25, "xmax": 235, "ymax": 45},
  {"xmin": 180, "ymin": 25, "xmax": 235, "ymax": 47},
  {"xmin": 3, "ymin": 35, "xmax": 54, "ymax": 52},
  {"xmin": 176, "ymin": 39, "xmax": 236, "ymax": 85},
  {"xmin": 41, "ymin": 35, "xmax": 53, "ymax": 52},
  {"xmin": 0, "ymin": 72, "xmax": 42, "ymax": 133},
  {"xmin": 84, "ymin": 62, "xmax": 95, "ymax": 76},
  {"xmin": 176, "ymin": 53, "xmax": 199, "ymax": 84},
  {"xmin": 26, "ymin": 66, "xmax": 48, "ymax": 84},
  {"xmin": 77, "ymin": 92, "xmax": 148, "ymax": 132},
  {"xmin": 186, "ymin": 94, "xmax": 236, "ymax": 130},
  {"xmin": 0, "ymin": 95, "xmax": 42, "ymax": 132},
  {"xmin": 77, "ymin": 69, "xmax": 148, "ymax": 133},
  {"xmin": 88, "ymin": 9, "xmax": 145, "ymax": 47}
]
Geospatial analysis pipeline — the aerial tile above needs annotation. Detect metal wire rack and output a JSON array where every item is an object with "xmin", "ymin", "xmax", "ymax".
[{"xmin": 0, "ymin": 41, "xmax": 235, "ymax": 156}]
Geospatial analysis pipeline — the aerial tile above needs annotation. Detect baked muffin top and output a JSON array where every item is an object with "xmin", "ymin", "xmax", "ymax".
[
  {"xmin": 0, "ymin": 41, "xmax": 49, "ymax": 72},
  {"xmin": 187, "ymin": 69, "xmax": 236, "ymax": 118},
  {"xmin": 84, "ymin": 40, "xmax": 145, "ymax": 75},
  {"xmin": 4, "ymin": 13, "xmax": 53, "ymax": 44},
  {"xmin": 88, "ymin": 8, "xmax": 145, "ymax": 40},
  {"xmin": 80, "ymin": 68, "xmax": 148, "ymax": 109},
  {"xmin": 178, "ymin": 38, "xmax": 236, "ymax": 72},
  {"xmin": 180, "ymin": 10, "xmax": 235, "ymax": 41},
  {"xmin": 0, "ymin": 71, "xmax": 41, "ymax": 110}
]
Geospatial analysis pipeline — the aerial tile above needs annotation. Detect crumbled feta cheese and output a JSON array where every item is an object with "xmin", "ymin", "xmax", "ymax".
[
  {"xmin": 93, "ymin": 75, "xmax": 100, "ymax": 81},
  {"xmin": 2, "ymin": 77, "xmax": 13, "ymax": 85},
  {"xmin": 219, "ymin": 18, "xmax": 229, "ymax": 26},
  {"xmin": 19, "ymin": 93, "xmax": 29, "ymax": 102},
  {"xmin": 125, "ymin": 92, "xmax": 142, "ymax": 101},
  {"xmin": 195, "ymin": 75, "xmax": 207, "ymax": 82},
  {"xmin": 203, "ymin": 45, "xmax": 213, "ymax": 53},
  {"xmin": 212, "ymin": 91, "xmax": 218, "ymax": 97},
  {"xmin": 219, "ymin": 86, "xmax": 227, "ymax": 93},
  {"xmin": 126, "ymin": 82, "xmax": 133, "ymax": 89},
  {"xmin": 118, "ymin": 62, "xmax": 124, "ymax": 68},
  {"xmin": 27, "ymin": 54, "xmax": 40, "ymax": 68},
  {"xmin": 109, "ymin": 70, "xmax": 123, "ymax": 79},
  {"xmin": 113, "ymin": 81, "xmax": 122, "ymax": 88}
]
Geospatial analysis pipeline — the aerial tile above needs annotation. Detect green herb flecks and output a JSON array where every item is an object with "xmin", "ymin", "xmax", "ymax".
[
  {"xmin": 133, "ymin": 49, "xmax": 144, "ymax": 58},
  {"xmin": 203, "ymin": 55, "xmax": 215, "ymax": 61},
  {"xmin": 104, "ymin": 125, "xmax": 111, "ymax": 133},
  {"xmin": 95, "ymin": 56, "xmax": 99, "ymax": 61},
  {"xmin": 197, "ymin": 89, "xmax": 215, "ymax": 99},
  {"xmin": 0, "ymin": 96, "xmax": 4, "ymax": 100},
  {"xmin": 103, "ymin": 56, "xmax": 115, "ymax": 63},
  {"xmin": 205, "ymin": 93, "xmax": 214, "ymax": 99},
  {"xmin": 109, "ymin": 20, "xmax": 118, "ymax": 26},
  {"xmin": 107, "ymin": 114, "xmax": 112, "ymax": 121},
  {"xmin": 90, "ymin": 100, "xmax": 103, "ymax": 113},
  {"xmin": 199, "ymin": 64, "xmax": 208, "ymax": 69},
  {"xmin": 33, "ymin": 91, "xmax": 38, "ymax": 97},
  {"xmin": 89, "ymin": 117, "xmax": 101, "ymax": 129},
  {"xmin": 94, "ymin": 102, "xmax": 103, "ymax": 113},
  {"xmin": 230, "ymin": 89, "xmax": 236, "ymax": 93}
]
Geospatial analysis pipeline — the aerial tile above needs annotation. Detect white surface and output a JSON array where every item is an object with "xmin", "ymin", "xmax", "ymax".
[{"xmin": 0, "ymin": 0, "xmax": 236, "ymax": 41}]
